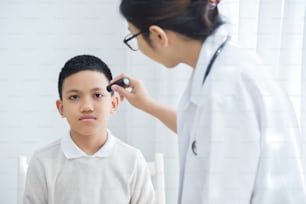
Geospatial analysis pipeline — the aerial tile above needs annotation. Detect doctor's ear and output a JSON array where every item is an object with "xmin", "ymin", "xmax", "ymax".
[
  {"xmin": 56, "ymin": 100, "xmax": 65, "ymax": 118},
  {"xmin": 148, "ymin": 25, "xmax": 169, "ymax": 47}
]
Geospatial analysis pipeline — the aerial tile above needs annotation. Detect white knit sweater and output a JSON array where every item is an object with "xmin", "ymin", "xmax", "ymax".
[{"xmin": 23, "ymin": 130, "xmax": 155, "ymax": 204}]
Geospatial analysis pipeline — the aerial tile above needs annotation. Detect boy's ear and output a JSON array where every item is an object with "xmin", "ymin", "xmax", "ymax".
[
  {"xmin": 111, "ymin": 95, "xmax": 119, "ymax": 114},
  {"xmin": 148, "ymin": 25, "xmax": 169, "ymax": 47},
  {"xmin": 56, "ymin": 100, "xmax": 65, "ymax": 117}
]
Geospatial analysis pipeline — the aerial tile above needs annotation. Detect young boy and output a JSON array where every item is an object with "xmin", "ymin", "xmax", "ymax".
[{"xmin": 23, "ymin": 55, "xmax": 155, "ymax": 204}]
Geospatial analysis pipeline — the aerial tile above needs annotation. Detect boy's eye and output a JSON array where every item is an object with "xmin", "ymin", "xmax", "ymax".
[
  {"xmin": 95, "ymin": 93, "xmax": 104, "ymax": 98},
  {"xmin": 69, "ymin": 95, "xmax": 79, "ymax": 100}
]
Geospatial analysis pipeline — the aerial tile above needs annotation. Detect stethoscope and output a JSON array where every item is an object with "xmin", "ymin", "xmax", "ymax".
[{"xmin": 191, "ymin": 35, "xmax": 231, "ymax": 156}]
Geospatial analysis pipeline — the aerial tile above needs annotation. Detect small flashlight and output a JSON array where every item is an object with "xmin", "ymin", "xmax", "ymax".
[{"xmin": 107, "ymin": 77, "xmax": 130, "ymax": 92}]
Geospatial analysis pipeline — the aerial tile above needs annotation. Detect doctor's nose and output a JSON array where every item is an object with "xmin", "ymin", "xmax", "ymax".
[{"xmin": 80, "ymin": 98, "xmax": 94, "ymax": 112}]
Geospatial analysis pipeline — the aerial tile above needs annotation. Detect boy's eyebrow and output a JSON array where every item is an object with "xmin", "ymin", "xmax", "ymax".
[
  {"xmin": 66, "ymin": 89, "xmax": 79, "ymax": 94},
  {"xmin": 91, "ymin": 87, "xmax": 102, "ymax": 91},
  {"xmin": 65, "ymin": 87, "xmax": 106, "ymax": 94}
]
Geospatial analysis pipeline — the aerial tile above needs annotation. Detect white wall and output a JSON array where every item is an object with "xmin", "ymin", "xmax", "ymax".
[{"xmin": 0, "ymin": 0, "xmax": 183, "ymax": 203}]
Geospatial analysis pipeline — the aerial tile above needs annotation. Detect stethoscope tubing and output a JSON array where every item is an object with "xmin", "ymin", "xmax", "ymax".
[{"xmin": 192, "ymin": 35, "xmax": 231, "ymax": 156}]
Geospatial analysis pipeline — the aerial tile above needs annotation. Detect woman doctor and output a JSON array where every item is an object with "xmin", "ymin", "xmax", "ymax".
[{"xmin": 111, "ymin": 0, "xmax": 306, "ymax": 203}]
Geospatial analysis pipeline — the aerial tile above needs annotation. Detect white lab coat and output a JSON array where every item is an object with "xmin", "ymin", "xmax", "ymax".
[{"xmin": 177, "ymin": 25, "xmax": 306, "ymax": 204}]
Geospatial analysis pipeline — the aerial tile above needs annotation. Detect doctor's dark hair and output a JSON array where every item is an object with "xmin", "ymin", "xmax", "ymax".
[
  {"xmin": 120, "ymin": 0, "xmax": 223, "ymax": 42},
  {"xmin": 58, "ymin": 54, "xmax": 113, "ymax": 100}
]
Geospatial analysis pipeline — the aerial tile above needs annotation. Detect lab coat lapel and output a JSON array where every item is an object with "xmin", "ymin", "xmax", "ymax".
[{"xmin": 190, "ymin": 26, "xmax": 230, "ymax": 105}]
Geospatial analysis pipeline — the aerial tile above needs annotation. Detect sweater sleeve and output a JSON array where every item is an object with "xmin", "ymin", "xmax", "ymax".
[
  {"xmin": 130, "ymin": 151, "xmax": 156, "ymax": 204},
  {"xmin": 23, "ymin": 154, "xmax": 48, "ymax": 204}
]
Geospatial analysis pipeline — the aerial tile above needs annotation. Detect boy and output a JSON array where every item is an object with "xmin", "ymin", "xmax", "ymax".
[{"xmin": 23, "ymin": 55, "xmax": 155, "ymax": 204}]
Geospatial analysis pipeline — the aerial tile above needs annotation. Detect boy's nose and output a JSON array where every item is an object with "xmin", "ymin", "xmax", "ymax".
[{"xmin": 80, "ymin": 99, "xmax": 94, "ymax": 112}]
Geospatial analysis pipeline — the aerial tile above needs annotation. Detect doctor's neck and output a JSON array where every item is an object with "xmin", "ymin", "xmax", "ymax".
[{"xmin": 173, "ymin": 36, "xmax": 203, "ymax": 69}]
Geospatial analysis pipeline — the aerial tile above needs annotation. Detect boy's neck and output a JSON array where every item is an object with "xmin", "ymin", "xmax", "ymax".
[{"xmin": 70, "ymin": 130, "xmax": 108, "ymax": 155}]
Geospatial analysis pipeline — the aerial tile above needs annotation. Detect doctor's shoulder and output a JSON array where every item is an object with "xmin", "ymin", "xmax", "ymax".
[
  {"xmin": 216, "ymin": 41, "xmax": 273, "ymax": 81},
  {"xmin": 205, "ymin": 41, "xmax": 280, "ymax": 108},
  {"xmin": 207, "ymin": 42, "xmax": 260, "ymax": 88}
]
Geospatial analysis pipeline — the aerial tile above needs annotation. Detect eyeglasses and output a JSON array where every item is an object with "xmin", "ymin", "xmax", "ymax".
[{"xmin": 123, "ymin": 31, "xmax": 143, "ymax": 51}]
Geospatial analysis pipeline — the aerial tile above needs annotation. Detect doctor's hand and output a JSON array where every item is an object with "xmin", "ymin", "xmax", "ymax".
[
  {"xmin": 111, "ymin": 73, "xmax": 177, "ymax": 133},
  {"xmin": 110, "ymin": 73, "xmax": 155, "ymax": 112}
]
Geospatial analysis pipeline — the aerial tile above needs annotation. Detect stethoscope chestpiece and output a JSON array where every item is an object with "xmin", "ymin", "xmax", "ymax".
[{"xmin": 191, "ymin": 140, "xmax": 197, "ymax": 156}]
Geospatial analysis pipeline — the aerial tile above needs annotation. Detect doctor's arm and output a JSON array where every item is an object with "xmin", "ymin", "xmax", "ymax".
[{"xmin": 111, "ymin": 74, "xmax": 177, "ymax": 133}]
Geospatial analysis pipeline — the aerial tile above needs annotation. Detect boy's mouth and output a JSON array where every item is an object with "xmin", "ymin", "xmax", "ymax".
[{"xmin": 79, "ymin": 116, "xmax": 96, "ymax": 121}]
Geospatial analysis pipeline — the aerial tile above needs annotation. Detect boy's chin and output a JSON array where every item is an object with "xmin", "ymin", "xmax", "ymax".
[{"xmin": 71, "ymin": 128, "xmax": 100, "ymax": 137}]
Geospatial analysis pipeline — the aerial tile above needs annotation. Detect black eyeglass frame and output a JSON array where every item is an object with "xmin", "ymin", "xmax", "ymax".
[{"xmin": 123, "ymin": 31, "xmax": 144, "ymax": 51}]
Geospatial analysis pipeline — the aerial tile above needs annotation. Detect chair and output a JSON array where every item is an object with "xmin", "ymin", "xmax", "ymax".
[
  {"xmin": 17, "ymin": 156, "xmax": 28, "ymax": 204},
  {"xmin": 147, "ymin": 153, "xmax": 166, "ymax": 204}
]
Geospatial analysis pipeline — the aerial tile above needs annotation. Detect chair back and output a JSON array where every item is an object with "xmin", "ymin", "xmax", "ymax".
[
  {"xmin": 147, "ymin": 153, "xmax": 166, "ymax": 204},
  {"xmin": 17, "ymin": 156, "xmax": 28, "ymax": 204}
]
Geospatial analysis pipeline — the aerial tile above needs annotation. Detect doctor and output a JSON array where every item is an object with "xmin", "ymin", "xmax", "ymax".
[{"xmin": 111, "ymin": 0, "xmax": 306, "ymax": 203}]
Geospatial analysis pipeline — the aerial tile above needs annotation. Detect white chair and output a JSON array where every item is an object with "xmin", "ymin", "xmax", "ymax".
[
  {"xmin": 147, "ymin": 153, "xmax": 166, "ymax": 204},
  {"xmin": 17, "ymin": 156, "xmax": 28, "ymax": 204}
]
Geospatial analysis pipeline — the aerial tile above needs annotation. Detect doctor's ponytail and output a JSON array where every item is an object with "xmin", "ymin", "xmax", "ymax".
[{"xmin": 120, "ymin": 0, "xmax": 223, "ymax": 42}]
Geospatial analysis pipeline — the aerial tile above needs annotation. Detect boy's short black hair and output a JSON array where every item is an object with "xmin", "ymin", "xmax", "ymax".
[{"xmin": 58, "ymin": 54, "xmax": 113, "ymax": 99}]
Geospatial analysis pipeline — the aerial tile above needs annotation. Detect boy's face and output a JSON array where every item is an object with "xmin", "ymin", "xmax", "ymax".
[{"xmin": 56, "ymin": 70, "xmax": 118, "ymax": 138}]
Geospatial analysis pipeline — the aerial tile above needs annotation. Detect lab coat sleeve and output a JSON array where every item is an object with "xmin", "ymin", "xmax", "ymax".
[
  {"xmin": 23, "ymin": 154, "xmax": 48, "ymax": 204},
  {"xmin": 129, "ymin": 151, "xmax": 155, "ymax": 204}
]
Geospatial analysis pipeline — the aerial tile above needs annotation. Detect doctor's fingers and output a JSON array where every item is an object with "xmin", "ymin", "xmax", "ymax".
[
  {"xmin": 112, "ymin": 79, "xmax": 153, "ymax": 110},
  {"xmin": 111, "ymin": 84, "xmax": 130, "ymax": 101},
  {"xmin": 111, "ymin": 73, "xmax": 145, "ymax": 97}
]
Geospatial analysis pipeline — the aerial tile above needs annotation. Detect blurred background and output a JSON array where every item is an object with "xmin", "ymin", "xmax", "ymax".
[{"xmin": 0, "ymin": 0, "xmax": 305, "ymax": 203}]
